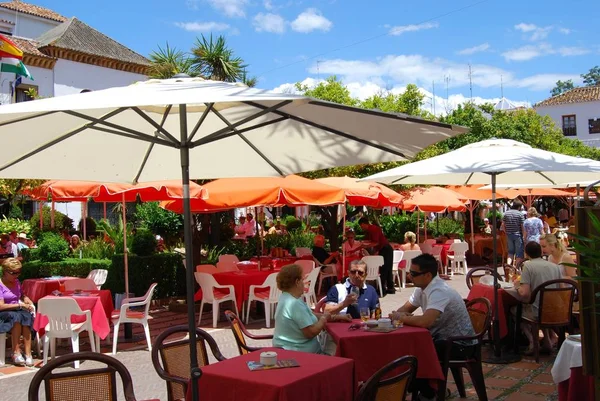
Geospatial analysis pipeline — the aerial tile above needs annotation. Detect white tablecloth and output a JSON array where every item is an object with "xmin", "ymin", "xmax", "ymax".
[{"xmin": 552, "ymin": 337, "xmax": 582, "ymax": 384}]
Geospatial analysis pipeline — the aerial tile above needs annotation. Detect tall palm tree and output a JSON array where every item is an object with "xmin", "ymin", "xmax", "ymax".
[
  {"xmin": 148, "ymin": 43, "xmax": 196, "ymax": 79},
  {"xmin": 190, "ymin": 34, "xmax": 246, "ymax": 82}
]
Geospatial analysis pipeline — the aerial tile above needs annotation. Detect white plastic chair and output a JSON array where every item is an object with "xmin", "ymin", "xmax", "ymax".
[
  {"xmin": 219, "ymin": 254, "xmax": 240, "ymax": 265},
  {"xmin": 420, "ymin": 242, "xmax": 433, "ymax": 254},
  {"xmin": 246, "ymin": 272, "xmax": 280, "ymax": 328},
  {"xmin": 392, "ymin": 250, "xmax": 404, "ymax": 289},
  {"xmin": 86, "ymin": 269, "xmax": 108, "ymax": 290},
  {"xmin": 361, "ymin": 256, "xmax": 384, "ymax": 297},
  {"xmin": 64, "ymin": 278, "xmax": 98, "ymax": 292},
  {"xmin": 194, "ymin": 273, "xmax": 237, "ymax": 328},
  {"xmin": 111, "ymin": 283, "xmax": 157, "ymax": 355},
  {"xmin": 38, "ymin": 298, "xmax": 96, "ymax": 368},
  {"xmin": 447, "ymin": 242, "xmax": 469, "ymax": 275},
  {"xmin": 216, "ymin": 260, "xmax": 239, "ymax": 272},
  {"xmin": 429, "ymin": 245, "xmax": 444, "ymax": 271},
  {"xmin": 303, "ymin": 267, "xmax": 321, "ymax": 307},
  {"xmin": 401, "ymin": 250, "xmax": 423, "ymax": 288},
  {"xmin": 295, "ymin": 259, "xmax": 315, "ymax": 277},
  {"xmin": 295, "ymin": 247, "xmax": 312, "ymax": 257},
  {"xmin": 0, "ymin": 305, "xmax": 40, "ymax": 366},
  {"xmin": 317, "ymin": 263, "xmax": 337, "ymax": 295},
  {"xmin": 195, "ymin": 264, "xmax": 217, "ymax": 274}
]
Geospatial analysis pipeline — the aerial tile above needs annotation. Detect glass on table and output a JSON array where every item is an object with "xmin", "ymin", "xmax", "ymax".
[
  {"xmin": 359, "ymin": 307, "xmax": 370, "ymax": 322},
  {"xmin": 350, "ymin": 286, "xmax": 360, "ymax": 305}
]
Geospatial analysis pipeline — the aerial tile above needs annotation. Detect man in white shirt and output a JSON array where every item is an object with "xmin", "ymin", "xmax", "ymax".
[
  {"xmin": 390, "ymin": 254, "xmax": 476, "ymax": 401},
  {"xmin": 243, "ymin": 213, "xmax": 257, "ymax": 238}
]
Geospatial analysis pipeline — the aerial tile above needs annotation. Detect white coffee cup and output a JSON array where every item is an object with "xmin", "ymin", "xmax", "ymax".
[
  {"xmin": 260, "ymin": 351, "xmax": 278, "ymax": 366},
  {"xmin": 378, "ymin": 318, "xmax": 392, "ymax": 328}
]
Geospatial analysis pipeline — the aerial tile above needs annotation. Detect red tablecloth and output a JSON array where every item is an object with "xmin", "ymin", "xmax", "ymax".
[
  {"xmin": 466, "ymin": 283, "xmax": 520, "ymax": 339},
  {"xmin": 236, "ymin": 261, "xmax": 259, "ymax": 270},
  {"xmin": 433, "ymin": 244, "xmax": 452, "ymax": 266},
  {"xmin": 63, "ymin": 290, "xmax": 114, "ymax": 320},
  {"xmin": 326, "ymin": 320, "xmax": 444, "ymax": 384},
  {"xmin": 558, "ymin": 367, "xmax": 596, "ymax": 401},
  {"xmin": 194, "ymin": 270, "xmax": 276, "ymax": 310},
  {"xmin": 185, "ymin": 348, "xmax": 354, "ymax": 401},
  {"xmin": 34, "ymin": 294, "xmax": 111, "ymax": 339},
  {"xmin": 22, "ymin": 277, "xmax": 79, "ymax": 303}
]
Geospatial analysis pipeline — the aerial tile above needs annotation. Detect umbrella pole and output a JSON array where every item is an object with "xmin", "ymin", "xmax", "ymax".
[
  {"xmin": 483, "ymin": 173, "xmax": 521, "ymax": 364},
  {"xmin": 51, "ymin": 200, "xmax": 55, "ymax": 229},
  {"xmin": 82, "ymin": 201, "xmax": 87, "ymax": 241},
  {"xmin": 39, "ymin": 201, "xmax": 43, "ymax": 230},
  {"xmin": 470, "ymin": 205, "xmax": 475, "ymax": 252},
  {"xmin": 179, "ymin": 104, "xmax": 201, "ymax": 401},
  {"xmin": 342, "ymin": 205, "xmax": 346, "ymax": 277},
  {"xmin": 416, "ymin": 210, "xmax": 420, "ymax": 243},
  {"xmin": 122, "ymin": 194, "xmax": 129, "ymax": 300}
]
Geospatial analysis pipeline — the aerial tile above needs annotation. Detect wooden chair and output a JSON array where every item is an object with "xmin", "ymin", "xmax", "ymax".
[
  {"xmin": 466, "ymin": 267, "xmax": 503, "ymax": 289},
  {"xmin": 437, "ymin": 297, "xmax": 492, "ymax": 401},
  {"xmin": 520, "ymin": 278, "xmax": 577, "ymax": 363},
  {"xmin": 28, "ymin": 351, "xmax": 139, "ymax": 401},
  {"xmin": 356, "ymin": 355, "xmax": 417, "ymax": 401},
  {"xmin": 224, "ymin": 310, "xmax": 273, "ymax": 355},
  {"xmin": 151, "ymin": 325, "xmax": 226, "ymax": 401}
]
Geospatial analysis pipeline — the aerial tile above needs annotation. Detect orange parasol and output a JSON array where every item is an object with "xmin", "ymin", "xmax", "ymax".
[
  {"xmin": 30, "ymin": 180, "xmax": 135, "ymax": 202},
  {"xmin": 315, "ymin": 176, "xmax": 403, "ymax": 207},
  {"xmin": 400, "ymin": 186, "xmax": 468, "ymax": 213},
  {"xmin": 446, "ymin": 185, "xmax": 519, "ymax": 201},
  {"xmin": 162, "ymin": 175, "xmax": 345, "ymax": 213}
]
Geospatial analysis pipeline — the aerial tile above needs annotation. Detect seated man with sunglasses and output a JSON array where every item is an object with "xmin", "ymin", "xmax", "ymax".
[
  {"xmin": 390, "ymin": 254, "xmax": 476, "ymax": 401},
  {"xmin": 324, "ymin": 260, "xmax": 379, "ymax": 319}
]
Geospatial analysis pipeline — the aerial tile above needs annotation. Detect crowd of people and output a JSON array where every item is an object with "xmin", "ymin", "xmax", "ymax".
[{"xmin": 0, "ymin": 231, "xmax": 34, "ymax": 261}]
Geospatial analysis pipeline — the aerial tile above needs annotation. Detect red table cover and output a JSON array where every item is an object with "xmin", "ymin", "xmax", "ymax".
[
  {"xmin": 34, "ymin": 293, "xmax": 112, "ymax": 339},
  {"xmin": 185, "ymin": 348, "xmax": 354, "ymax": 401},
  {"xmin": 326, "ymin": 321, "xmax": 444, "ymax": 384},
  {"xmin": 467, "ymin": 283, "xmax": 519, "ymax": 339},
  {"xmin": 432, "ymin": 244, "xmax": 452, "ymax": 266},
  {"xmin": 558, "ymin": 367, "xmax": 596, "ymax": 401},
  {"xmin": 22, "ymin": 277, "xmax": 79, "ymax": 303},
  {"xmin": 63, "ymin": 290, "xmax": 114, "ymax": 320},
  {"xmin": 194, "ymin": 270, "xmax": 275, "ymax": 309}
]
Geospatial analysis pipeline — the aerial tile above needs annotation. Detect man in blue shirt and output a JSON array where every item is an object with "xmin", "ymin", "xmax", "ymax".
[{"xmin": 324, "ymin": 259, "xmax": 379, "ymax": 318}]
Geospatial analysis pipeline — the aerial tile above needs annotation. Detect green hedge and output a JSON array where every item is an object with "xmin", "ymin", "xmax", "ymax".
[
  {"xmin": 21, "ymin": 258, "xmax": 111, "ymax": 280},
  {"xmin": 21, "ymin": 248, "xmax": 40, "ymax": 263},
  {"xmin": 108, "ymin": 253, "xmax": 185, "ymax": 299}
]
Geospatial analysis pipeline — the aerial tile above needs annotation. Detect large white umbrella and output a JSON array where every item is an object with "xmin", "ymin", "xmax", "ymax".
[
  {"xmin": 363, "ymin": 138, "xmax": 600, "ymax": 362},
  {"xmin": 0, "ymin": 77, "xmax": 465, "ymax": 400}
]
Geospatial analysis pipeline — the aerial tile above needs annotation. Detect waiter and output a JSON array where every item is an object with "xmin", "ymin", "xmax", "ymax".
[{"xmin": 358, "ymin": 217, "xmax": 395, "ymax": 295}]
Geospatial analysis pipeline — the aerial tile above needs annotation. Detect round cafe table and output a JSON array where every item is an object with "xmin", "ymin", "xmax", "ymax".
[
  {"xmin": 466, "ymin": 283, "xmax": 520, "ymax": 339},
  {"xmin": 551, "ymin": 336, "xmax": 596, "ymax": 401}
]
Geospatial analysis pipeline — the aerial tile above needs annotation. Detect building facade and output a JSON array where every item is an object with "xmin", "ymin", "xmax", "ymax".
[
  {"xmin": 535, "ymin": 86, "xmax": 600, "ymax": 148},
  {"xmin": 0, "ymin": 0, "xmax": 150, "ymax": 105}
]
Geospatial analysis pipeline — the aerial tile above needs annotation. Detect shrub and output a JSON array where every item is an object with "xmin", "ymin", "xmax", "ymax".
[
  {"xmin": 379, "ymin": 213, "xmax": 417, "ymax": 243},
  {"xmin": 201, "ymin": 245, "xmax": 224, "ymax": 264},
  {"xmin": 134, "ymin": 202, "xmax": 183, "ymax": 246},
  {"xmin": 288, "ymin": 230, "xmax": 315, "ymax": 255},
  {"xmin": 78, "ymin": 216, "xmax": 97, "ymax": 236},
  {"xmin": 7, "ymin": 205, "xmax": 23, "ymax": 220},
  {"xmin": 285, "ymin": 218, "xmax": 303, "ymax": 232},
  {"xmin": 79, "ymin": 238, "xmax": 115, "ymax": 260},
  {"xmin": 21, "ymin": 258, "xmax": 111, "ymax": 281},
  {"xmin": 429, "ymin": 217, "xmax": 465, "ymax": 239},
  {"xmin": 30, "ymin": 206, "xmax": 73, "ymax": 237},
  {"xmin": 222, "ymin": 236, "xmax": 259, "ymax": 260},
  {"xmin": 108, "ymin": 253, "xmax": 184, "ymax": 298},
  {"xmin": 38, "ymin": 232, "xmax": 69, "ymax": 262},
  {"xmin": 0, "ymin": 216, "xmax": 31, "ymax": 236},
  {"xmin": 131, "ymin": 229, "xmax": 157, "ymax": 256},
  {"xmin": 21, "ymin": 247, "xmax": 40, "ymax": 263}
]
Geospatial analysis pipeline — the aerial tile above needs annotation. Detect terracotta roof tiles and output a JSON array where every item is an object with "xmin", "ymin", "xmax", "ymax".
[
  {"xmin": 536, "ymin": 85, "xmax": 600, "ymax": 107},
  {"xmin": 0, "ymin": 0, "xmax": 67, "ymax": 23}
]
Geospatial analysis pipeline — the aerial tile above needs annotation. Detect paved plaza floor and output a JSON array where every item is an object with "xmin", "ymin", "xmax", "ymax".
[{"xmin": 1, "ymin": 275, "xmax": 559, "ymax": 401}]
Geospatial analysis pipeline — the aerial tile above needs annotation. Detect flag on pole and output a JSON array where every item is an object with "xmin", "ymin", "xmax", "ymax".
[
  {"xmin": 0, "ymin": 34, "xmax": 33, "ymax": 80},
  {"xmin": 10, "ymin": 75, "xmax": 21, "ymax": 96}
]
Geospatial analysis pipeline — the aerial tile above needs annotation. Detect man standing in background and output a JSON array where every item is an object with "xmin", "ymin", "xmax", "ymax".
[
  {"xmin": 503, "ymin": 200, "xmax": 525, "ymax": 266},
  {"xmin": 359, "ymin": 217, "xmax": 395, "ymax": 295}
]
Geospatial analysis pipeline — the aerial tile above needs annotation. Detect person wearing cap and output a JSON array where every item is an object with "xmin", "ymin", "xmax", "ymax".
[
  {"xmin": 16, "ymin": 234, "xmax": 29, "ymax": 259},
  {"xmin": 482, "ymin": 218, "xmax": 492, "ymax": 235}
]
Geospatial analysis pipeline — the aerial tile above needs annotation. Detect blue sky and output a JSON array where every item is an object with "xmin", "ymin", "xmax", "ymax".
[{"xmin": 38, "ymin": 0, "xmax": 598, "ymax": 112}]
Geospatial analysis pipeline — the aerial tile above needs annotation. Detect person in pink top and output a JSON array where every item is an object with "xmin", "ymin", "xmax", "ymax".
[{"xmin": 0, "ymin": 258, "xmax": 35, "ymax": 366}]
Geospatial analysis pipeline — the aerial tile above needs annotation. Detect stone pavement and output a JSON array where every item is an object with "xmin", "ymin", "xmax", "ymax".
[{"xmin": 0, "ymin": 275, "xmax": 560, "ymax": 401}]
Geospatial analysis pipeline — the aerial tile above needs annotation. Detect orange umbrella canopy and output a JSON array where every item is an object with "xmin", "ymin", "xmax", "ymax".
[
  {"xmin": 400, "ymin": 186, "xmax": 468, "ymax": 212},
  {"xmin": 315, "ymin": 176, "xmax": 403, "ymax": 207},
  {"xmin": 162, "ymin": 175, "xmax": 345, "ymax": 213},
  {"xmin": 446, "ymin": 185, "xmax": 519, "ymax": 201}
]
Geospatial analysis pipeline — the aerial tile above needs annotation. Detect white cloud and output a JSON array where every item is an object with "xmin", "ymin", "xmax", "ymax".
[
  {"xmin": 291, "ymin": 8, "xmax": 333, "ymax": 33},
  {"xmin": 388, "ymin": 22, "xmax": 438, "ymax": 36},
  {"xmin": 174, "ymin": 21, "xmax": 231, "ymax": 32},
  {"xmin": 253, "ymin": 13, "xmax": 286, "ymax": 33},
  {"xmin": 299, "ymin": 54, "xmax": 579, "ymax": 93},
  {"xmin": 502, "ymin": 43, "xmax": 589, "ymax": 61},
  {"xmin": 264, "ymin": 0, "xmax": 273, "ymax": 10},
  {"xmin": 206, "ymin": 0, "xmax": 248, "ymax": 18},
  {"xmin": 559, "ymin": 27, "xmax": 571, "ymax": 34},
  {"xmin": 272, "ymin": 78, "xmax": 531, "ymax": 116},
  {"xmin": 514, "ymin": 23, "xmax": 552, "ymax": 41},
  {"xmin": 457, "ymin": 43, "xmax": 490, "ymax": 55}
]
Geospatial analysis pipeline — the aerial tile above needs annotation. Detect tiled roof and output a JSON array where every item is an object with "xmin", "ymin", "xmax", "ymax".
[
  {"xmin": 0, "ymin": 18, "xmax": 15, "ymax": 25},
  {"xmin": 0, "ymin": 0, "xmax": 67, "ymax": 23},
  {"xmin": 37, "ymin": 17, "xmax": 150, "ymax": 66},
  {"xmin": 10, "ymin": 36, "xmax": 53, "ymax": 58},
  {"xmin": 536, "ymin": 85, "xmax": 600, "ymax": 107}
]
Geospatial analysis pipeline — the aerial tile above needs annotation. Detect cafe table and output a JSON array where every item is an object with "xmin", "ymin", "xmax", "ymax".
[
  {"xmin": 185, "ymin": 348, "xmax": 354, "ymax": 401},
  {"xmin": 33, "ymin": 292, "xmax": 112, "ymax": 340},
  {"xmin": 466, "ymin": 283, "xmax": 520, "ymax": 339},
  {"xmin": 551, "ymin": 335, "xmax": 596, "ymax": 401},
  {"xmin": 325, "ymin": 321, "xmax": 444, "ymax": 384},
  {"xmin": 22, "ymin": 276, "xmax": 79, "ymax": 303}
]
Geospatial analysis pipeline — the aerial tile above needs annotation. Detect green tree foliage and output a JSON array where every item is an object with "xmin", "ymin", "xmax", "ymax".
[
  {"xmin": 30, "ymin": 206, "xmax": 74, "ymax": 237},
  {"xmin": 148, "ymin": 43, "xmax": 196, "ymax": 79},
  {"xmin": 295, "ymin": 76, "xmax": 358, "ymax": 106},
  {"xmin": 191, "ymin": 34, "xmax": 246, "ymax": 82},
  {"xmin": 134, "ymin": 202, "xmax": 183, "ymax": 246},
  {"xmin": 581, "ymin": 66, "xmax": 600, "ymax": 86},
  {"xmin": 361, "ymin": 84, "xmax": 433, "ymax": 119},
  {"xmin": 131, "ymin": 228, "xmax": 157, "ymax": 256},
  {"xmin": 38, "ymin": 232, "xmax": 69, "ymax": 262},
  {"xmin": 550, "ymin": 79, "xmax": 575, "ymax": 97}
]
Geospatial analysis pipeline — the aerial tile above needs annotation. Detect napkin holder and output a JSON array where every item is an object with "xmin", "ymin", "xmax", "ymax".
[{"xmin": 260, "ymin": 351, "xmax": 277, "ymax": 366}]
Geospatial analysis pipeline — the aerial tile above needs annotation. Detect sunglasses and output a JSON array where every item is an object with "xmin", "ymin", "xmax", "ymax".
[
  {"xmin": 7, "ymin": 270, "xmax": 21, "ymax": 276},
  {"xmin": 349, "ymin": 270, "xmax": 366, "ymax": 276},
  {"xmin": 408, "ymin": 270, "xmax": 427, "ymax": 277}
]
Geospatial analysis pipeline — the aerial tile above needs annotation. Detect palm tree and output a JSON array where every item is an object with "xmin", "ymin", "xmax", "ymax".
[
  {"xmin": 190, "ymin": 34, "xmax": 246, "ymax": 82},
  {"xmin": 148, "ymin": 43, "xmax": 196, "ymax": 79},
  {"xmin": 241, "ymin": 70, "xmax": 258, "ymax": 87}
]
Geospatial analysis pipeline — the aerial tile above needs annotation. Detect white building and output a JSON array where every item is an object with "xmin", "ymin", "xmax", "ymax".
[
  {"xmin": 0, "ymin": 0, "xmax": 150, "ymax": 105},
  {"xmin": 535, "ymin": 86, "xmax": 600, "ymax": 148}
]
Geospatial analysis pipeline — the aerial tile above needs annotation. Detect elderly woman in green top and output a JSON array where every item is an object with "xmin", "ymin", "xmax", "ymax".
[{"xmin": 273, "ymin": 264, "xmax": 349, "ymax": 354}]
